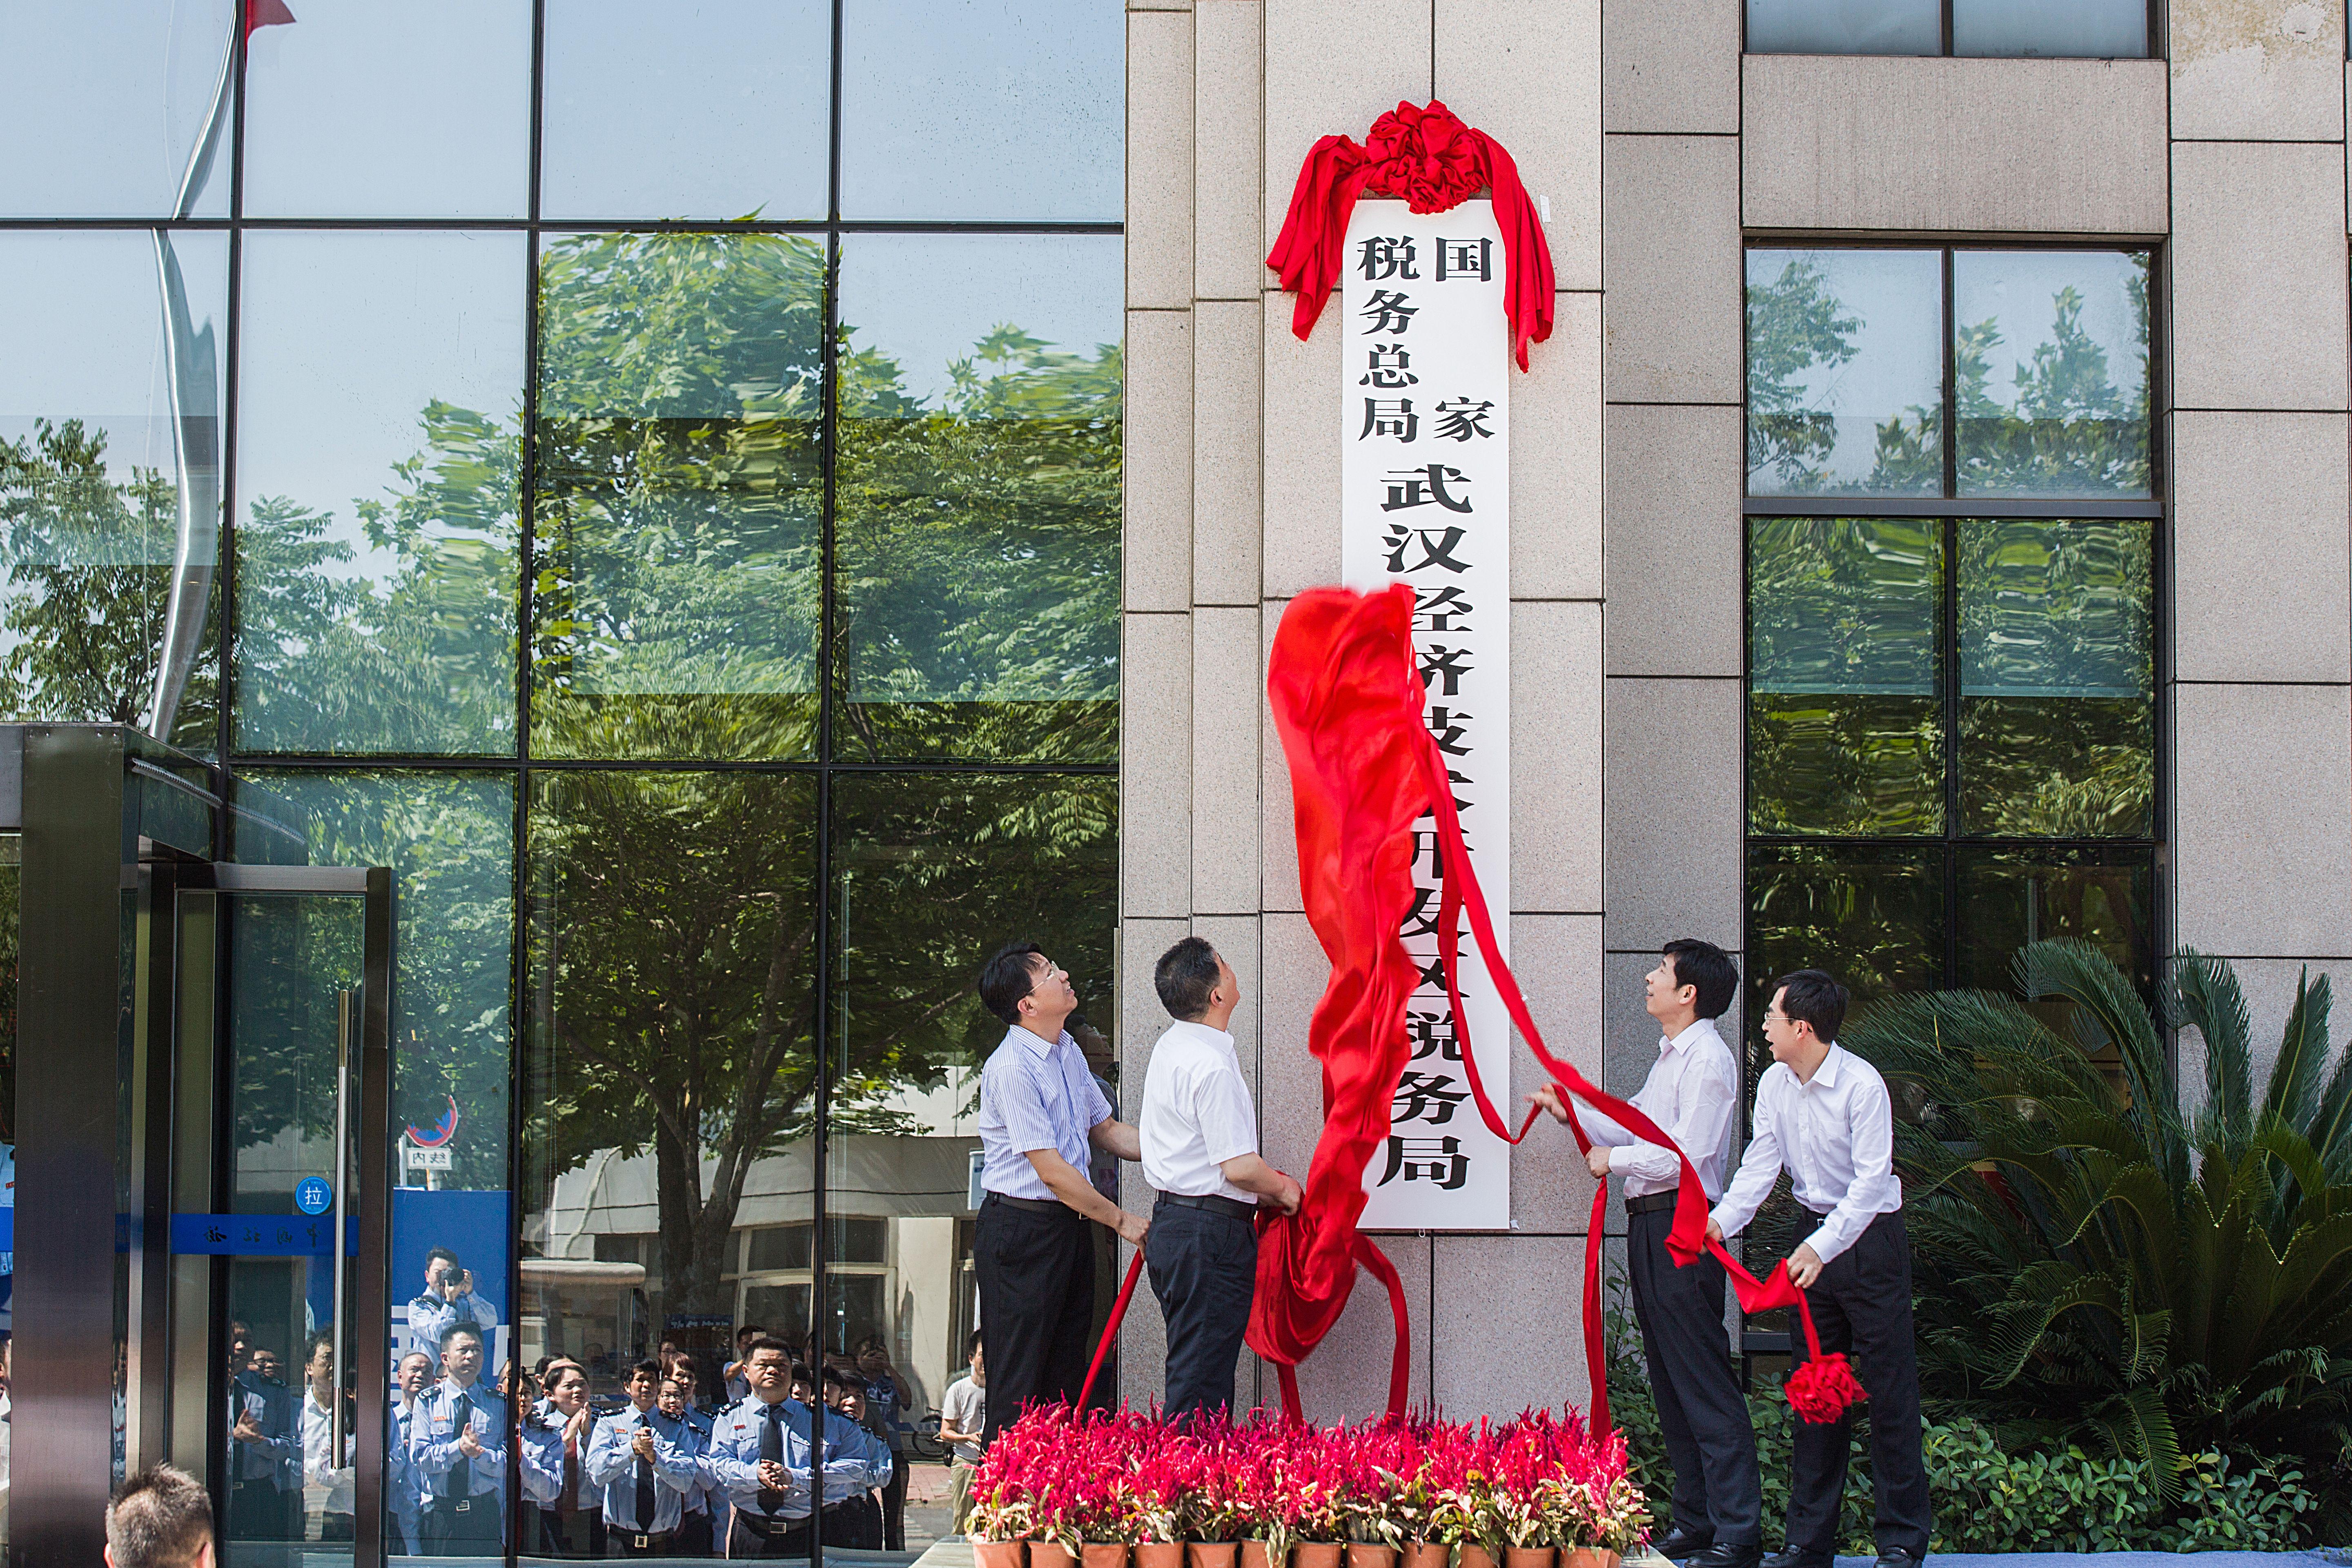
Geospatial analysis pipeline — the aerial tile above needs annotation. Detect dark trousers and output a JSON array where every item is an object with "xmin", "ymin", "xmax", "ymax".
[
  {"xmin": 423, "ymin": 1493, "xmax": 504, "ymax": 1555},
  {"xmin": 975, "ymin": 1193, "xmax": 1095, "ymax": 1445},
  {"xmin": 318, "ymin": 1512, "xmax": 356, "ymax": 1542},
  {"xmin": 1629, "ymin": 1206, "xmax": 1762, "ymax": 1546},
  {"xmin": 826, "ymin": 1493, "xmax": 884, "ymax": 1550},
  {"xmin": 726, "ymin": 1512, "xmax": 813, "ymax": 1558},
  {"xmin": 1784, "ymin": 1211, "xmax": 1931, "ymax": 1558},
  {"xmin": 880, "ymin": 1458, "xmax": 909, "ymax": 1550},
  {"xmin": 1146, "ymin": 1197, "xmax": 1258, "ymax": 1422},
  {"xmin": 537, "ymin": 1506, "xmax": 607, "ymax": 1557},
  {"xmin": 227, "ymin": 1479, "xmax": 299, "ymax": 1541},
  {"xmin": 677, "ymin": 1509, "xmax": 713, "ymax": 1557}
]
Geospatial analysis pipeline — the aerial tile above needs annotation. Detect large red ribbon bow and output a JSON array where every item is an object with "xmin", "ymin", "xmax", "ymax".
[{"xmin": 1265, "ymin": 100, "xmax": 1555, "ymax": 371}]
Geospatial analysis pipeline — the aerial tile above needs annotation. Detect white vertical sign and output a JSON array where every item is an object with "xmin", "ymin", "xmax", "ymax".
[{"xmin": 1339, "ymin": 198, "xmax": 1512, "ymax": 1232}]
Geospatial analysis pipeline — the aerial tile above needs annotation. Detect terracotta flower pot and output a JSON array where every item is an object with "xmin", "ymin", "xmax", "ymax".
[
  {"xmin": 1033, "ymin": 1545, "xmax": 1079, "ymax": 1568},
  {"xmin": 1560, "ymin": 1552, "xmax": 1619, "ymax": 1568},
  {"xmin": 1457, "ymin": 1547, "xmax": 1499, "ymax": 1568},
  {"xmin": 1189, "ymin": 1544, "xmax": 1241, "ymax": 1568},
  {"xmin": 1295, "ymin": 1544, "xmax": 1344, "ymax": 1568},
  {"xmin": 1505, "ymin": 1550, "xmax": 1554, "ymax": 1568},
  {"xmin": 974, "ymin": 1544, "xmax": 1029, "ymax": 1568},
  {"xmin": 1404, "ymin": 1544, "xmax": 1450, "ymax": 1568},
  {"xmin": 1085, "ymin": 1546, "xmax": 1131, "ymax": 1568},
  {"xmin": 1138, "ymin": 1546, "xmax": 1187, "ymax": 1568},
  {"xmin": 1243, "ymin": 1542, "xmax": 1276, "ymax": 1568},
  {"xmin": 1348, "ymin": 1546, "xmax": 1399, "ymax": 1568}
]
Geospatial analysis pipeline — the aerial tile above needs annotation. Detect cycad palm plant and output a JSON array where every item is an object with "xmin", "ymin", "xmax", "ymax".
[{"xmin": 1845, "ymin": 938, "xmax": 2352, "ymax": 1497}]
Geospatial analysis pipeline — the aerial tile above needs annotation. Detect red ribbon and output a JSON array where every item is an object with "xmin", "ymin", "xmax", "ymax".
[
  {"xmin": 1247, "ymin": 585, "xmax": 1862, "ymax": 1431},
  {"xmin": 1266, "ymin": 100, "xmax": 1556, "ymax": 371}
]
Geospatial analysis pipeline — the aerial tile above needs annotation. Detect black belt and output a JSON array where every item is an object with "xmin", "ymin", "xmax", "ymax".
[
  {"xmin": 619, "ymin": 1529, "xmax": 677, "ymax": 1550},
  {"xmin": 1625, "ymin": 1192, "xmax": 1679, "ymax": 1216},
  {"xmin": 1156, "ymin": 1191, "xmax": 1258, "ymax": 1222},
  {"xmin": 982, "ymin": 1191, "xmax": 1069, "ymax": 1216}
]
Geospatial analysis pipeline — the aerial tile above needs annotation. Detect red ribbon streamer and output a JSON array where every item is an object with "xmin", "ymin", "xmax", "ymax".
[
  {"xmin": 1266, "ymin": 100, "xmax": 1556, "ymax": 371},
  {"xmin": 1246, "ymin": 585, "xmax": 1862, "ymax": 1431}
]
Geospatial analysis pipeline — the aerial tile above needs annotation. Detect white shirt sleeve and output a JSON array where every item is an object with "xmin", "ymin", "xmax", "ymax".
[
  {"xmin": 1805, "ymin": 1072, "xmax": 1898, "ymax": 1265},
  {"xmin": 1711, "ymin": 1069, "xmax": 1784, "ymax": 1239}
]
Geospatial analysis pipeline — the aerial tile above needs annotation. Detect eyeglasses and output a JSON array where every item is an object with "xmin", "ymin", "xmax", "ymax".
[{"xmin": 1763, "ymin": 1011, "xmax": 1791, "ymax": 1025}]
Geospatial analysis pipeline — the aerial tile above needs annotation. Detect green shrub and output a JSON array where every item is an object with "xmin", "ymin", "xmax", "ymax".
[{"xmin": 1606, "ymin": 1301, "xmax": 2321, "ymax": 1552}]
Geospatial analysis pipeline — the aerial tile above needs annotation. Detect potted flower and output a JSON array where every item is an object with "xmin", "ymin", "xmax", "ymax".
[{"xmin": 1131, "ymin": 1436, "xmax": 1190, "ymax": 1568}]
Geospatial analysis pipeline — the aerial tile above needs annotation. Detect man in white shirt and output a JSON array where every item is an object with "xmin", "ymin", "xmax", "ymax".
[
  {"xmin": 938, "ymin": 1333, "xmax": 985, "ymax": 1535},
  {"xmin": 297, "ymin": 1336, "xmax": 355, "ymax": 1542},
  {"xmin": 1706, "ymin": 971, "xmax": 1925, "ymax": 1568},
  {"xmin": 1138, "ymin": 937, "xmax": 1303, "ymax": 1422},
  {"xmin": 1535, "ymin": 939, "xmax": 1758, "ymax": 1568},
  {"xmin": 585, "ymin": 1359, "xmax": 699, "ymax": 1555}
]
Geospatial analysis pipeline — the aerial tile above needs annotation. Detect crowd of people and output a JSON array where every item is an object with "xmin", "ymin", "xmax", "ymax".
[{"xmin": 217, "ymin": 1246, "xmax": 926, "ymax": 1557}]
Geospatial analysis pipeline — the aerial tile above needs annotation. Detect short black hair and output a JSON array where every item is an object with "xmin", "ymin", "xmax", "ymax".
[
  {"xmin": 1774, "ymin": 970, "xmax": 1849, "ymax": 1044},
  {"xmin": 439, "ymin": 1321, "xmax": 484, "ymax": 1351},
  {"xmin": 1154, "ymin": 936, "xmax": 1223, "ymax": 1022},
  {"xmin": 789, "ymin": 1363, "xmax": 818, "ymax": 1389},
  {"xmin": 966, "ymin": 1330, "xmax": 984, "ymax": 1358},
  {"xmin": 736, "ymin": 1323, "xmax": 765, "ymax": 1343},
  {"xmin": 108, "ymin": 1463, "xmax": 213, "ymax": 1568},
  {"xmin": 978, "ymin": 941, "xmax": 1045, "ymax": 1027},
  {"xmin": 1661, "ymin": 939, "xmax": 1739, "ymax": 1021},
  {"xmin": 426, "ymin": 1246, "xmax": 461, "ymax": 1270},
  {"xmin": 822, "ymin": 1364, "xmax": 852, "ymax": 1391},
  {"xmin": 627, "ymin": 1358, "xmax": 664, "ymax": 1383},
  {"xmin": 744, "ymin": 1336, "xmax": 797, "ymax": 1361}
]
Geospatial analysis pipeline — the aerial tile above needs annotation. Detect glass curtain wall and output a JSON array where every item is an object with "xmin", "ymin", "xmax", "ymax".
[
  {"xmin": 1745, "ymin": 0, "xmax": 2151, "ymax": 56},
  {"xmin": 1743, "ymin": 243, "xmax": 2159, "ymax": 1048},
  {"xmin": 0, "ymin": 2, "xmax": 1121, "ymax": 1564}
]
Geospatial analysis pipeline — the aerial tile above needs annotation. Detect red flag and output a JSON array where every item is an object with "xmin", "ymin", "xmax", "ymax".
[{"xmin": 247, "ymin": 0, "xmax": 296, "ymax": 35}]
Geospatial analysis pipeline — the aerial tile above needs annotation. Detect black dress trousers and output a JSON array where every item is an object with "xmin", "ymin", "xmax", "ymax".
[
  {"xmin": 1145, "ymin": 1198, "xmax": 1258, "ymax": 1422},
  {"xmin": 1782, "ymin": 1210, "xmax": 1931, "ymax": 1559},
  {"xmin": 1627, "ymin": 1205, "xmax": 1762, "ymax": 1547},
  {"xmin": 974, "ymin": 1192, "xmax": 1096, "ymax": 1445}
]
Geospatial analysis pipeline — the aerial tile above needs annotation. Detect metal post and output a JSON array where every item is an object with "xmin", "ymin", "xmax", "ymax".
[{"xmin": 332, "ymin": 989, "xmax": 356, "ymax": 1461}]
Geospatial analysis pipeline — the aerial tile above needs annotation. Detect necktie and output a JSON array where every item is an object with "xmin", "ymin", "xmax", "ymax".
[
  {"xmin": 635, "ymin": 1419, "xmax": 657, "ymax": 1532},
  {"xmin": 559, "ymin": 1425, "xmax": 579, "ymax": 1523},
  {"xmin": 756, "ymin": 1403, "xmax": 784, "ymax": 1515},
  {"xmin": 449, "ymin": 1392, "xmax": 474, "ymax": 1498}
]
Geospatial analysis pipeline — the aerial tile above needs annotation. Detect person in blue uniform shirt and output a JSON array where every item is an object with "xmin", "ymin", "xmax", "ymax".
[
  {"xmin": 659, "ymin": 1362, "xmax": 720, "ymax": 1556},
  {"xmin": 388, "ymin": 1350, "xmax": 435, "ymax": 1555},
  {"xmin": 586, "ymin": 1359, "xmax": 699, "ymax": 1556},
  {"xmin": 520, "ymin": 1360, "xmax": 602, "ymax": 1557},
  {"xmin": 226, "ymin": 1345, "xmax": 302, "ymax": 1541},
  {"xmin": 413, "ymin": 1322, "xmax": 507, "ymax": 1554},
  {"xmin": 703, "ymin": 1337, "xmax": 893, "ymax": 1557},
  {"xmin": 407, "ymin": 1248, "xmax": 497, "ymax": 1358}
]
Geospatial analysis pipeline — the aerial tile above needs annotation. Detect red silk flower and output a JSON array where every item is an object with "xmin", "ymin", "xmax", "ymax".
[{"xmin": 1266, "ymin": 100, "xmax": 1555, "ymax": 370}]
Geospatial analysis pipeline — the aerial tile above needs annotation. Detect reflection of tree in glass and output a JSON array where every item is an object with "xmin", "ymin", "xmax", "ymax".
[
  {"xmin": 532, "ymin": 232, "xmax": 829, "ymax": 761},
  {"xmin": 1746, "ymin": 253, "xmax": 2149, "ymax": 498},
  {"xmin": 527, "ymin": 770, "xmax": 1115, "ymax": 1316},
  {"xmin": 834, "ymin": 322, "xmax": 1122, "ymax": 764},
  {"xmin": 1955, "ymin": 269, "xmax": 2150, "ymax": 498},
  {"xmin": 235, "ymin": 402, "xmax": 519, "ymax": 754},
  {"xmin": 0, "ymin": 419, "xmax": 217, "ymax": 750},
  {"xmin": 1746, "ymin": 845, "xmax": 1942, "ymax": 1074}
]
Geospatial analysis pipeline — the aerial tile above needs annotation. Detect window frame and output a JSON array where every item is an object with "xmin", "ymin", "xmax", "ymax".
[
  {"xmin": 1740, "ymin": 237, "xmax": 2169, "ymax": 1024},
  {"xmin": 1742, "ymin": 0, "xmax": 2162, "ymax": 60}
]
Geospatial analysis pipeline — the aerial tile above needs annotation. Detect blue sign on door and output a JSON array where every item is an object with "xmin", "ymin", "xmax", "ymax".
[{"xmin": 295, "ymin": 1178, "xmax": 334, "ymax": 1216}]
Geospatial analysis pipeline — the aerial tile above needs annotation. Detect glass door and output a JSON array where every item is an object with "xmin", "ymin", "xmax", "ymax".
[{"xmin": 198, "ymin": 867, "xmax": 392, "ymax": 1568}]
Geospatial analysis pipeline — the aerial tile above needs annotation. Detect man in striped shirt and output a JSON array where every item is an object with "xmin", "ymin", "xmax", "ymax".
[{"xmin": 972, "ymin": 942, "xmax": 1148, "ymax": 1446}]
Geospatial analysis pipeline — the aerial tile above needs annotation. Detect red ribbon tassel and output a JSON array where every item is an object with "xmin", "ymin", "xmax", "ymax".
[
  {"xmin": 1265, "ymin": 101, "xmax": 1555, "ymax": 371},
  {"xmin": 1245, "ymin": 585, "xmax": 1864, "ymax": 1430}
]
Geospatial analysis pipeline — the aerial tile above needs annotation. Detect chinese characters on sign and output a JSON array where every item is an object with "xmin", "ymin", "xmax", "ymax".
[{"xmin": 1340, "ymin": 200, "xmax": 1512, "ymax": 1231}]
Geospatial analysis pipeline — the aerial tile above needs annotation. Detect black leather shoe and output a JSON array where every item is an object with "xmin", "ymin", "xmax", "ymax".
[
  {"xmin": 1761, "ymin": 1552, "xmax": 1829, "ymax": 1568},
  {"xmin": 1873, "ymin": 1551, "xmax": 1924, "ymax": 1568},
  {"xmin": 1651, "ymin": 1528, "xmax": 1714, "ymax": 1561},
  {"xmin": 1687, "ymin": 1545, "xmax": 1762, "ymax": 1568}
]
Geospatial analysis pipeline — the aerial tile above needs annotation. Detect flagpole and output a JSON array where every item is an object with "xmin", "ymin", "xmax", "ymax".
[{"xmin": 142, "ymin": 6, "xmax": 246, "ymax": 739}]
